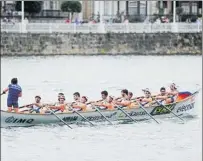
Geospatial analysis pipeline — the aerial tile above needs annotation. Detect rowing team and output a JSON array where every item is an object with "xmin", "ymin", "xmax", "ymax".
[{"xmin": 18, "ymin": 84, "xmax": 178, "ymax": 114}]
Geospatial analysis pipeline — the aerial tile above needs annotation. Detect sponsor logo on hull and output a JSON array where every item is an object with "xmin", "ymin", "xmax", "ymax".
[
  {"xmin": 176, "ymin": 102, "xmax": 195, "ymax": 113},
  {"xmin": 150, "ymin": 104, "xmax": 175, "ymax": 116},
  {"xmin": 5, "ymin": 116, "xmax": 34, "ymax": 124}
]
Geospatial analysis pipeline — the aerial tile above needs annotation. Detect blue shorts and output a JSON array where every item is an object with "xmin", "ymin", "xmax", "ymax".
[{"xmin": 7, "ymin": 100, "xmax": 19, "ymax": 108}]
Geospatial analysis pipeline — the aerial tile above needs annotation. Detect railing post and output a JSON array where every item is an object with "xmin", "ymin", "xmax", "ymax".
[
  {"xmin": 99, "ymin": 23, "xmax": 105, "ymax": 33},
  {"xmin": 74, "ymin": 23, "xmax": 76, "ymax": 33}
]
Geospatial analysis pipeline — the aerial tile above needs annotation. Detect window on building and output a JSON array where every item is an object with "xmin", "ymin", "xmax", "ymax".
[
  {"xmin": 50, "ymin": 1, "xmax": 53, "ymax": 10},
  {"xmin": 158, "ymin": 1, "xmax": 168, "ymax": 8}
]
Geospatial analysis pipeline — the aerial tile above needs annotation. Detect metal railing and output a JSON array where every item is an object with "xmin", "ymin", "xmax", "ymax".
[{"xmin": 1, "ymin": 22, "xmax": 202, "ymax": 33}]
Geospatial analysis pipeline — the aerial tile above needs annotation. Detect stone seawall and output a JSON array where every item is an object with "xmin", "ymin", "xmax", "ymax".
[{"xmin": 1, "ymin": 33, "xmax": 202, "ymax": 56}]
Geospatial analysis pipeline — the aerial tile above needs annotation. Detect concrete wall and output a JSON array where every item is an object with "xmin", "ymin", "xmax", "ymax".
[{"xmin": 1, "ymin": 33, "xmax": 202, "ymax": 56}]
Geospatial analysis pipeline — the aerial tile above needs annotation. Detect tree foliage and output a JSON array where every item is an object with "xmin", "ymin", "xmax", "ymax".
[
  {"xmin": 15, "ymin": 1, "xmax": 42, "ymax": 15},
  {"xmin": 61, "ymin": 1, "xmax": 82, "ymax": 13}
]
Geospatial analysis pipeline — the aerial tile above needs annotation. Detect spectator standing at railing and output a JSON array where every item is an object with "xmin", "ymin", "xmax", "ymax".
[
  {"xmin": 75, "ymin": 18, "xmax": 80, "ymax": 25},
  {"xmin": 124, "ymin": 17, "xmax": 129, "ymax": 24},
  {"xmin": 65, "ymin": 19, "xmax": 71, "ymax": 24}
]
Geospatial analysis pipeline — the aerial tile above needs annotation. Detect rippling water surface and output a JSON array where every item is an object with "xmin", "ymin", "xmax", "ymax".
[{"xmin": 1, "ymin": 56, "xmax": 202, "ymax": 161}]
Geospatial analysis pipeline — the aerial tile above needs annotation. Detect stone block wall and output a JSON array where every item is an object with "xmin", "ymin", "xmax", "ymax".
[{"xmin": 1, "ymin": 33, "xmax": 202, "ymax": 56}]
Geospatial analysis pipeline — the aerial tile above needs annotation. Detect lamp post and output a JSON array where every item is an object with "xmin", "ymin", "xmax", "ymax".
[{"xmin": 21, "ymin": 1, "xmax": 24, "ymax": 33}]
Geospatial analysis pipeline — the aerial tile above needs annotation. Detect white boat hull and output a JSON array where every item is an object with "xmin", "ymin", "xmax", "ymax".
[{"xmin": 1, "ymin": 91, "xmax": 199, "ymax": 128}]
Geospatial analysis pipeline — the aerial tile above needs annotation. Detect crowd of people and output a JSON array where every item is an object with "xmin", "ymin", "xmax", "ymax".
[{"xmin": 2, "ymin": 78, "xmax": 180, "ymax": 114}]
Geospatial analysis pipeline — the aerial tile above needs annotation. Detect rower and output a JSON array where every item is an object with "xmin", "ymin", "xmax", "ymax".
[
  {"xmin": 67, "ymin": 92, "xmax": 81, "ymax": 106},
  {"xmin": 28, "ymin": 96, "xmax": 44, "ymax": 113},
  {"xmin": 92, "ymin": 91, "xmax": 109, "ymax": 109},
  {"xmin": 114, "ymin": 89, "xmax": 131, "ymax": 109},
  {"xmin": 128, "ymin": 92, "xmax": 133, "ymax": 100},
  {"xmin": 166, "ymin": 83, "xmax": 179, "ymax": 103},
  {"xmin": 87, "ymin": 90, "xmax": 108, "ymax": 104},
  {"xmin": 137, "ymin": 88, "xmax": 153, "ymax": 107},
  {"xmin": 73, "ymin": 92, "xmax": 80, "ymax": 102},
  {"xmin": 101, "ymin": 90, "xmax": 108, "ymax": 102},
  {"xmin": 71, "ymin": 96, "xmax": 88, "ymax": 112},
  {"xmin": 151, "ymin": 87, "xmax": 168, "ymax": 105},
  {"xmin": 94, "ymin": 96, "xmax": 115, "ymax": 110},
  {"xmin": 58, "ymin": 93, "xmax": 64, "ymax": 99},
  {"xmin": 2, "ymin": 78, "xmax": 22, "ymax": 113},
  {"xmin": 45, "ymin": 96, "xmax": 66, "ymax": 113}
]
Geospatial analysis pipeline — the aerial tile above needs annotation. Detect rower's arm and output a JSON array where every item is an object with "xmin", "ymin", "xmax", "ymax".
[
  {"xmin": 99, "ymin": 103, "xmax": 109, "ymax": 108},
  {"xmin": 72, "ymin": 104, "xmax": 82, "ymax": 109},
  {"xmin": 155, "ymin": 95, "xmax": 167, "ymax": 100},
  {"xmin": 93, "ymin": 102, "xmax": 103, "ymax": 106},
  {"xmin": 141, "ymin": 98, "xmax": 152, "ymax": 102},
  {"xmin": 33, "ymin": 103, "xmax": 43, "ymax": 108},
  {"xmin": 167, "ymin": 91, "xmax": 178, "ymax": 96},
  {"xmin": 115, "ymin": 101, "xmax": 131, "ymax": 106},
  {"xmin": 49, "ymin": 106, "xmax": 61, "ymax": 110}
]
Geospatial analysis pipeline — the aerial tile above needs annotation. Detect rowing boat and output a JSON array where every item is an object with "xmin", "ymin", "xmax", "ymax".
[{"xmin": 1, "ymin": 90, "xmax": 199, "ymax": 128}]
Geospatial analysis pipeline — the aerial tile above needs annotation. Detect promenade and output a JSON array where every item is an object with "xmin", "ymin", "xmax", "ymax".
[{"xmin": 1, "ymin": 22, "xmax": 202, "ymax": 33}]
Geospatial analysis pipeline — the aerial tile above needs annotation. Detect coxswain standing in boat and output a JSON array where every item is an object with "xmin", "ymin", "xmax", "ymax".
[
  {"xmin": 71, "ymin": 96, "xmax": 88, "ymax": 112},
  {"xmin": 114, "ymin": 89, "xmax": 131, "ymax": 109},
  {"xmin": 136, "ymin": 88, "xmax": 153, "ymax": 107},
  {"xmin": 166, "ymin": 83, "xmax": 179, "ymax": 103},
  {"xmin": 2, "ymin": 78, "xmax": 22, "ymax": 113}
]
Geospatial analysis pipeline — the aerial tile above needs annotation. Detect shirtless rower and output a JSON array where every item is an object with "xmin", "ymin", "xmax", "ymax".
[
  {"xmin": 67, "ymin": 92, "xmax": 81, "ymax": 106},
  {"xmin": 136, "ymin": 88, "xmax": 153, "ymax": 107},
  {"xmin": 166, "ymin": 83, "xmax": 179, "ymax": 103},
  {"xmin": 114, "ymin": 89, "xmax": 131, "ymax": 109},
  {"xmin": 151, "ymin": 87, "xmax": 168, "ymax": 105},
  {"xmin": 28, "ymin": 96, "xmax": 44, "ymax": 113},
  {"xmin": 71, "ymin": 96, "xmax": 88, "ymax": 112}
]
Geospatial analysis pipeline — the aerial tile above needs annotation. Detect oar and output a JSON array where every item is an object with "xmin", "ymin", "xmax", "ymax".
[
  {"xmin": 93, "ymin": 106, "xmax": 113, "ymax": 125},
  {"xmin": 116, "ymin": 106, "xmax": 138, "ymax": 123},
  {"xmin": 73, "ymin": 110, "xmax": 95, "ymax": 126},
  {"xmin": 155, "ymin": 100, "xmax": 184, "ymax": 123},
  {"xmin": 136, "ymin": 101, "xmax": 160, "ymax": 124},
  {"xmin": 19, "ymin": 104, "xmax": 34, "ymax": 109},
  {"xmin": 49, "ymin": 109, "xmax": 72, "ymax": 129},
  {"xmin": 86, "ymin": 99, "xmax": 103, "ymax": 105}
]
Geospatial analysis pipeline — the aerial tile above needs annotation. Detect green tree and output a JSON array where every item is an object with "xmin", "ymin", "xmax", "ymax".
[
  {"xmin": 15, "ymin": 1, "xmax": 42, "ymax": 16},
  {"xmin": 61, "ymin": 1, "xmax": 82, "ymax": 19}
]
